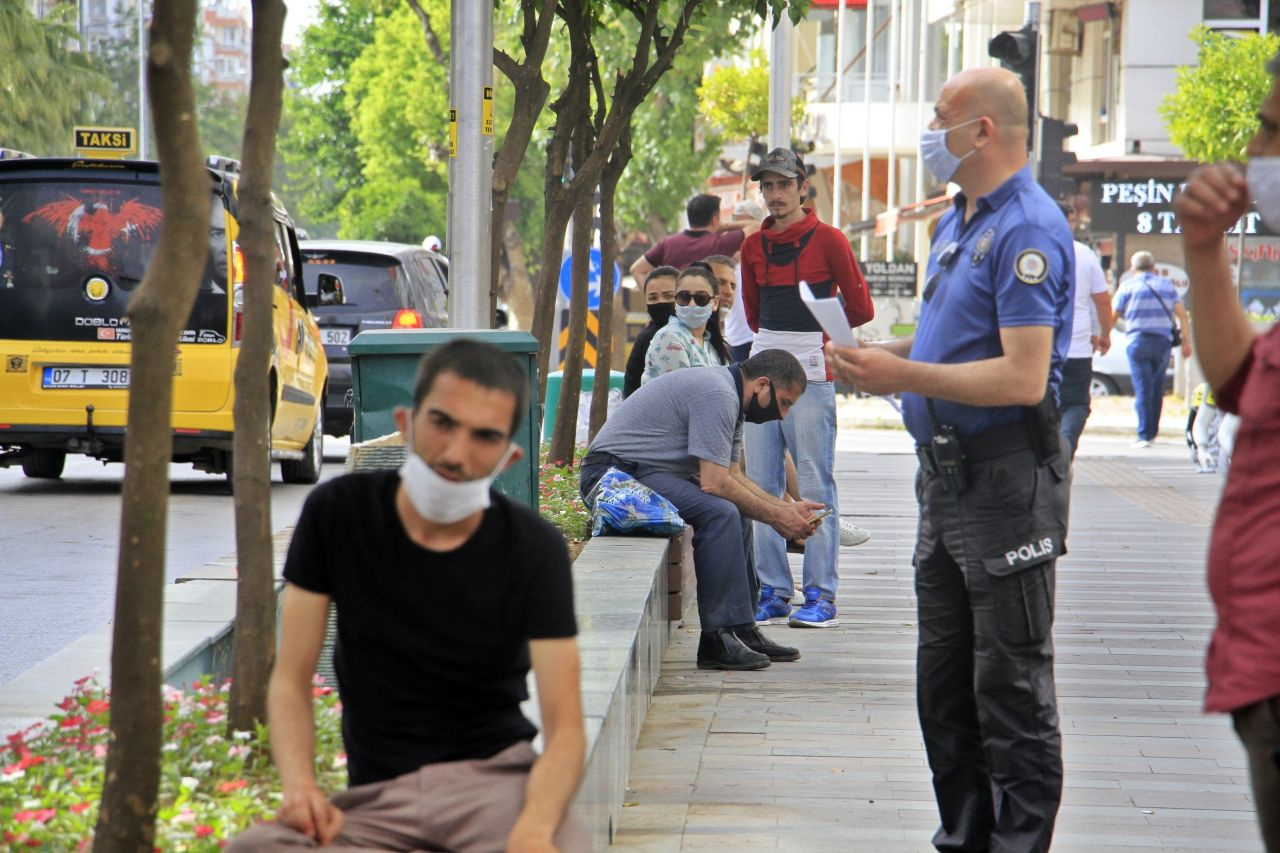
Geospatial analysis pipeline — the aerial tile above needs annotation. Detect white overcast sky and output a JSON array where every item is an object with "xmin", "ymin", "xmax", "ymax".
[{"xmin": 283, "ymin": 0, "xmax": 319, "ymax": 47}]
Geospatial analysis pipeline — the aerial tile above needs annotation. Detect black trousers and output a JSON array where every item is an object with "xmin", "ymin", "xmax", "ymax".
[{"xmin": 914, "ymin": 444, "xmax": 1069, "ymax": 853}]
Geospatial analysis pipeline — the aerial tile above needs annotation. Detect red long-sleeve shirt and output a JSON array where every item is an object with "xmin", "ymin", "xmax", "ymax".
[{"xmin": 740, "ymin": 208, "xmax": 873, "ymax": 334}]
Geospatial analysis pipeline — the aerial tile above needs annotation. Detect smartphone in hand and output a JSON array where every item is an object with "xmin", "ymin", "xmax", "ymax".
[{"xmin": 809, "ymin": 507, "xmax": 835, "ymax": 525}]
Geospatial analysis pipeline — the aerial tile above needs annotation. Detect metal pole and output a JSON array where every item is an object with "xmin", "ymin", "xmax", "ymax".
[
  {"xmin": 886, "ymin": 0, "xmax": 899, "ymax": 259},
  {"xmin": 447, "ymin": 0, "xmax": 494, "ymax": 329},
  {"xmin": 914, "ymin": 0, "xmax": 929, "ymax": 270},
  {"xmin": 138, "ymin": 0, "xmax": 146, "ymax": 159},
  {"xmin": 860, "ymin": 0, "xmax": 874, "ymax": 259},
  {"xmin": 768, "ymin": 9, "xmax": 793, "ymax": 151},
  {"xmin": 833, "ymin": 0, "xmax": 846, "ymax": 230}
]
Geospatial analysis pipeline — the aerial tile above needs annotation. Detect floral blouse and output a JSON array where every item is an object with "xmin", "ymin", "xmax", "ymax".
[{"xmin": 641, "ymin": 316, "xmax": 726, "ymax": 384}]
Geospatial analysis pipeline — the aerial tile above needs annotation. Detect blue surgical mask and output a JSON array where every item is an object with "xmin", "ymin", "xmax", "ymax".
[
  {"xmin": 676, "ymin": 303, "xmax": 714, "ymax": 329},
  {"xmin": 920, "ymin": 118, "xmax": 981, "ymax": 184}
]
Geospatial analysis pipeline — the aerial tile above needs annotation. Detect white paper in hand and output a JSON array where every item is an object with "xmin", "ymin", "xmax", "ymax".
[{"xmin": 798, "ymin": 280, "xmax": 858, "ymax": 348}]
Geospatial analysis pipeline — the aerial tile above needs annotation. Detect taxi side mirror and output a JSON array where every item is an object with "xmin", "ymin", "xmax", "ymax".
[{"xmin": 317, "ymin": 272, "xmax": 344, "ymax": 306}]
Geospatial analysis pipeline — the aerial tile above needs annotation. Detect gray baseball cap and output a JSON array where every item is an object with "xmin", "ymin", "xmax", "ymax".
[{"xmin": 751, "ymin": 148, "xmax": 806, "ymax": 182}]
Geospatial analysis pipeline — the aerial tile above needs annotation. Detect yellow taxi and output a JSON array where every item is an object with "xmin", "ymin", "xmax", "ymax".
[{"xmin": 0, "ymin": 153, "xmax": 329, "ymax": 484}]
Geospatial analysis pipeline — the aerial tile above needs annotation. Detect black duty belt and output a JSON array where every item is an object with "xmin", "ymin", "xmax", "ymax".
[{"xmin": 916, "ymin": 419, "xmax": 1033, "ymax": 473}]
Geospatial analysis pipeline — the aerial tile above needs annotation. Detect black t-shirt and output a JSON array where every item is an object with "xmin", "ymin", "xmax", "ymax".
[
  {"xmin": 283, "ymin": 470, "xmax": 577, "ymax": 787},
  {"xmin": 623, "ymin": 322, "xmax": 660, "ymax": 399}
]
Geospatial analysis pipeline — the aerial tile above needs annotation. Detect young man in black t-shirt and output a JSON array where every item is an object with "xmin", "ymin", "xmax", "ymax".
[{"xmin": 228, "ymin": 340, "xmax": 589, "ymax": 853}]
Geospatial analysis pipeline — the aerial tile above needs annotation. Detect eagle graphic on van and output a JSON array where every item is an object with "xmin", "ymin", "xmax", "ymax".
[{"xmin": 21, "ymin": 191, "xmax": 163, "ymax": 272}]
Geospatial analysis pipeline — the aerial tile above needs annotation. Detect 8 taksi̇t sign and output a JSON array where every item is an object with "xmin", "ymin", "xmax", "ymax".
[{"xmin": 1090, "ymin": 179, "xmax": 1274, "ymax": 236}]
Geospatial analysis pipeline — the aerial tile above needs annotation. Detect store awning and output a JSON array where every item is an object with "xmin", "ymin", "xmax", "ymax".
[{"xmin": 842, "ymin": 192, "xmax": 955, "ymax": 237}]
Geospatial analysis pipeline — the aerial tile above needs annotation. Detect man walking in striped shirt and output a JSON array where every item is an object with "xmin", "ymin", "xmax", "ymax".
[{"xmin": 1112, "ymin": 251, "xmax": 1192, "ymax": 447}]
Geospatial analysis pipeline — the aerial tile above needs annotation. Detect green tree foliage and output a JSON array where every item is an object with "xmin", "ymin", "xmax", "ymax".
[
  {"xmin": 697, "ymin": 50, "xmax": 805, "ymax": 151},
  {"xmin": 0, "ymin": 0, "xmax": 111, "ymax": 155},
  {"xmin": 1161, "ymin": 26, "xmax": 1280, "ymax": 163},
  {"xmin": 279, "ymin": 0, "xmax": 394, "ymax": 238},
  {"xmin": 339, "ymin": 1, "xmax": 450, "ymax": 241}
]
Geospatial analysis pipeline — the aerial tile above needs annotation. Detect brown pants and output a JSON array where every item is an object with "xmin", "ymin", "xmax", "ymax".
[
  {"xmin": 1233, "ymin": 696, "xmax": 1280, "ymax": 853},
  {"xmin": 226, "ymin": 742, "xmax": 594, "ymax": 852}
]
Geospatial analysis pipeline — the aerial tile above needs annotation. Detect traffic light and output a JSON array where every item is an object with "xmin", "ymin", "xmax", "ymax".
[
  {"xmin": 988, "ymin": 23, "xmax": 1038, "ymax": 145},
  {"xmin": 1039, "ymin": 116, "xmax": 1079, "ymax": 200}
]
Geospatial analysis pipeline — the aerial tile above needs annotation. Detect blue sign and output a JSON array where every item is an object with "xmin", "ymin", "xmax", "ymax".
[{"xmin": 558, "ymin": 248, "xmax": 621, "ymax": 311}]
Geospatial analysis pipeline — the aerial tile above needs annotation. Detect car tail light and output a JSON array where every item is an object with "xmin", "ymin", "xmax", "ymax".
[
  {"xmin": 392, "ymin": 309, "xmax": 423, "ymax": 329},
  {"xmin": 232, "ymin": 242, "xmax": 246, "ymax": 346}
]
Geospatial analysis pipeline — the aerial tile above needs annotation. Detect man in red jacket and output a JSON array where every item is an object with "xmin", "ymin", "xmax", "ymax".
[{"xmin": 740, "ymin": 148, "xmax": 874, "ymax": 628}]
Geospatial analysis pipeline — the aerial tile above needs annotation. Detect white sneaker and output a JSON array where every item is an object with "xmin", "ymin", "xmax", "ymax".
[
  {"xmin": 839, "ymin": 518, "xmax": 871, "ymax": 547},
  {"xmin": 1131, "ymin": 439, "xmax": 1153, "ymax": 448}
]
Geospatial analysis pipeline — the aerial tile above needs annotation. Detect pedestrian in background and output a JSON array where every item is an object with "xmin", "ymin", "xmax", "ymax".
[
  {"xmin": 1058, "ymin": 202, "xmax": 1112, "ymax": 458},
  {"xmin": 1172, "ymin": 49, "xmax": 1280, "ymax": 851},
  {"xmin": 1112, "ymin": 251, "xmax": 1191, "ymax": 447},
  {"xmin": 622, "ymin": 265, "xmax": 679, "ymax": 399},
  {"xmin": 827, "ymin": 66, "xmax": 1072, "ymax": 853},
  {"xmin": 629, "ymin": 193, "xmax": 758, "ymax": 283},
  {"xmin": 741, "ymin": 148, "xmax": 874, "ymax": 630},
  {"xmin": 642, "ymin": 265, "xmax": 730, "ymax": 383}
]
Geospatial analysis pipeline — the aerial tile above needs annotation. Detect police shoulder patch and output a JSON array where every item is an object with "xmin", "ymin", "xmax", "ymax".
[{"xmin": 1014, "ymin": 249, "xmax": 1048, "ymax": 285}]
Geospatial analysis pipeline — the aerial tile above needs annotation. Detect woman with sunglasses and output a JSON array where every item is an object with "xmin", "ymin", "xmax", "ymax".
[{"xmin": 641, "ymin": 265, "xmax": 732, "ymax": 384}]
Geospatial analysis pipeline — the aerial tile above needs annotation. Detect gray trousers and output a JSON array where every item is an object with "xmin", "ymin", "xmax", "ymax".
[
  {"xmin": 914, "ymin": 446, "xmax": 1068, "ymax": 853},
  {"xmin": 1232, "ymin": 696, "xmax": 1280, "ymax": 852},
  {"xmin": 225, "ymin": 741, "xmax": 592, "ymax": 852}
]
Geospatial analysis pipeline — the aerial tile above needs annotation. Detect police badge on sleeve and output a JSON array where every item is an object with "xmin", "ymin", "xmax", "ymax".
[{"xmin": 1014, "ymin": 249, "xmax": 1049, "ymax": 284}]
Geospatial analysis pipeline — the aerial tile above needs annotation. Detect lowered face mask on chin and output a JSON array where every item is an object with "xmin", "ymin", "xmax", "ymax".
[
  {"xmin": 1248, "ymin": 157, "xmax": 1280, "ymax": 232},
  {"xmin": 399, "ymin": 437, "xmax": 516, "ymax": 524}
]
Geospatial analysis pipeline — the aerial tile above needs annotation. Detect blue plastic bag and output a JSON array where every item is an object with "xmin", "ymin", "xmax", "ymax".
[{"xmin": 585, "ymin": 466, "xmax": 685, "ymax": 537}]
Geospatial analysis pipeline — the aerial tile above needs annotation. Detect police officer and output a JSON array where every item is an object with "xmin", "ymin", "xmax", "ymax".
[{"xmin": 827, "ymin": 67, "xmax": 1073, "ymax": 853}]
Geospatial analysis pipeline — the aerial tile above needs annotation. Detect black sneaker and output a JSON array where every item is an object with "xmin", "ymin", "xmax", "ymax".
[
  {"xmin": 697, "ymin": 628, "xmax": 771, "ymax": 671},
  {"xmin": 732, "ymin": 624, "xmax": 801, "ymax": 662}
]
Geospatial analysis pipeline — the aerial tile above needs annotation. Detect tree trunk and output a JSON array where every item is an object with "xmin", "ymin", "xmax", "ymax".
[
  {"xmin": 227, "ymin": 0, "xmax": 286, "ymax": 738},
  {"xmin": 547, "ymin": 121, "xmax": 595, "ymax": 467},
  {"xmin": 490, "ymin": 0, "xmax": 556, "ymax": 324},
  {"xmin": 501, "ymin": 219, "xmax": 535, "ymax": 330},
  {"xmin": 588, "ymin": 125, "xmax": 633, "ymax": 442},
  {"xmin": 93, "ymin": 0, "xmax": 209, "ymax": 848}
]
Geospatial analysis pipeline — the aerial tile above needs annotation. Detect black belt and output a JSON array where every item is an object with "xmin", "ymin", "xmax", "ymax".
[{"xmin": 917, "ymin": 419, "xmax": 1033, "ymax": 472}]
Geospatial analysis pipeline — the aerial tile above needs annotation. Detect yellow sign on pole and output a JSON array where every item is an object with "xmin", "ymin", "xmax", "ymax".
[
  {"xmin": 449, "ymin": 109, "xmax": 458, "ymax": 157},
  {"xmin": 73, "ymin": 126, "xmax": 137, "ymax": 159},
  {"xmin": 482, "ymin": 86, "xmax": 494, "ymax": 136}
]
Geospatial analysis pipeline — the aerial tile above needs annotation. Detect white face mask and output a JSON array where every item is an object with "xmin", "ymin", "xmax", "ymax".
[
  {"xmin": 399, "ymin": 437, "xmax": 516, "ymax": 525},
  {"xmin": 676, "ymin": 302, "xmax": 714, "ymax": 329},
  {"xmin": 919, "ymin": 117, "xmax": 981, "ymax": 184},
  {"xmin": 1248, "ymin": 157, "xmax": 1280, "ymax": 232}
]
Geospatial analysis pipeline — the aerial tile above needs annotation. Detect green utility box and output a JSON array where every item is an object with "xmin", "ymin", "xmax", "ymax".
[
  {"xmin": 542, "ymin": 369, "xmax": 625, "ymax": 442},
  {"xmin": 348, "ymin": 329, "xmax": 541, "ymax": 509}
]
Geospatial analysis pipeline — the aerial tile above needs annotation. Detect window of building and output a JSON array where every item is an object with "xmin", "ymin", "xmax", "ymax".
[{"xmin": 1204, "ymin": 0, "xmax": 1280, "ymax": 31}]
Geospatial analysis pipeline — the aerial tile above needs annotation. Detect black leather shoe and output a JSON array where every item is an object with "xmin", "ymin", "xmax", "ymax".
[
  {"xmin": 697, "ymin": 628, "xmax": 771, "ymax": 671},
  {"xmin": 733, "ymin": 624, "xmax": 801, "ymax": 662}
]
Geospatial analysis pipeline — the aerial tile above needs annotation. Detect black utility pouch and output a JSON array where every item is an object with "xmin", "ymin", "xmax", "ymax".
[
  {"xmin": 932, "ymin": 425, "xmax": 968, "ymax": 494},
  {"xmin": 1027, "ymin": 388, "xmax": 1062, "ymax": 463}
]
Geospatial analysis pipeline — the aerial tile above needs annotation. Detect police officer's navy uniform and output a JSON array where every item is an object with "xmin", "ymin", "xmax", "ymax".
[{"xmin": 904, "ymin": 166, "xmax": 1074, "ymax": 853}]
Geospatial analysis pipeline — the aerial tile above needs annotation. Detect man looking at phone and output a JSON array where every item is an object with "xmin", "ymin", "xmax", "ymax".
[{"xmin": 579, "ymin": 349, "xmax": 822, "ymax": 671}]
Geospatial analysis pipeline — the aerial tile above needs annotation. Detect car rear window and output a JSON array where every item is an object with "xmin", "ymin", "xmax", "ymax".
[
  {"xmin": 300, "ymin": 251, "xmax": 405, "ymax": 312},
  {"xmin": 0, "ymin": 176, "xmax": 230, "ymax": 344}
]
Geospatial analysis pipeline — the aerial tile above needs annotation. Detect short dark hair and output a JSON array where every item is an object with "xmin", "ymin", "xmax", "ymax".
[
  {"xmin": 686, "ymin": 194, "xmax": 722, "ymax": 228},
  {"xmin": 645, "ymin": 265, "xmax": 679, "ymax": 291},
  {"xmin": 412, "ymin": 338, "xmax": 528, "ymax": 436},
  {"xmin": 703, "ymin": 254, "xmax": 737, "ymax": 269},
  {"xmin": 741, "ymin": 348, "xmax": 807, "ymax": 394}
]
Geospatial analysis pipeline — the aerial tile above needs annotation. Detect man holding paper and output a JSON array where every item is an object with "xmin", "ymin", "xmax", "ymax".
[
  {"xmin": 740, "ymin": 147, "xmax": 874, "ymax": 628},
  {"xmin": 826, "ymin": 68, "xmax": 1072, "ymax": 852}
]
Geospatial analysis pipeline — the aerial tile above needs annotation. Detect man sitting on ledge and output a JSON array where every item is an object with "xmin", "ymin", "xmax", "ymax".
[
  {"xmin": 228, "ymin": 339, "xmax": 590, "ymax": 852},
  {"xmin": 579, "ymin": 349, "xmax": 824, "ymax": 671}
]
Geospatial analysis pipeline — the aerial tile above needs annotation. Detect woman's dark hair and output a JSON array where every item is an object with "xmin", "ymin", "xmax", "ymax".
[{"xmin": 676, "ymin": 266, "xmax": 731, "ymax": 364}]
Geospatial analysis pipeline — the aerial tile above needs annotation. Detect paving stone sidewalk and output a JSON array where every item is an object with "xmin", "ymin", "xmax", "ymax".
[{"xmin": 610, "ymin": 436, "xmax": 1261, "ymax": 852}]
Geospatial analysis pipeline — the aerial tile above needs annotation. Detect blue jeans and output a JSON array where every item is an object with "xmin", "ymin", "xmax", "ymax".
[
  {"xmin": 1126, "ymin": 333, "xmax": 1171, "ymax": 442},
  {"xmin": 579, "ymin": 462, "xmax": 756, "ymax": 633},
  {"xmin": 1057, "ymin": 357, "xmax": 1093, "ymax": 458},
  {"xmin": 745, "ymin": 380, "xmax": 839, "ymax": 600}
]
